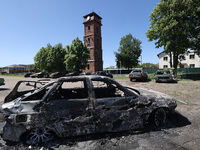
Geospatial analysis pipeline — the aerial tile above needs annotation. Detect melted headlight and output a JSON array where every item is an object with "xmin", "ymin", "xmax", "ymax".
[{"xmin": 16, "ymin": 114, "xmax": 27, "ymax": 123}]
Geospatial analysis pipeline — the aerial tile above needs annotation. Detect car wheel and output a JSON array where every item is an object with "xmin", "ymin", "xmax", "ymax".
[
  {"xmin": 153, "ymin": 108, "xmax": 166, "ymax": 127},
  {"xmin": 25, "ymin": 128, "xmax": 54, "ymax": 145},
  {"xmin": 130, "ymin": 78, "xmax": 133, "ymax": 81}
]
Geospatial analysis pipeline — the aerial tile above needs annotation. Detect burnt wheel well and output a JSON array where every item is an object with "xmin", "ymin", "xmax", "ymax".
[
  {"xmin": 20, "ymin": 128, "xmax": 57, "ymax": 144},
  {"xmin": 148, "ymin": 107, "xmax": 169, "ymax": 124}
]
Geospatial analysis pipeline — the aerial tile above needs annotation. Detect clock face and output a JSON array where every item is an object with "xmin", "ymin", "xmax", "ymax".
[{"xmin": 87, "ymin": 16, "xmax": 91, "ymax": 21}]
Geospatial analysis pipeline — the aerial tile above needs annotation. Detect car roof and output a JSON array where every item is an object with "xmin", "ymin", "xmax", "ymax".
[{"xmin": 57, "ymin": 75, "xmax": 111, "ymax": 81}]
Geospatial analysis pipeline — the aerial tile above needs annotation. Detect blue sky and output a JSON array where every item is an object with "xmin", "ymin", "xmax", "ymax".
[{"xmin": 0, "ymin": 0, "xmax": 162, "ymax": 68}]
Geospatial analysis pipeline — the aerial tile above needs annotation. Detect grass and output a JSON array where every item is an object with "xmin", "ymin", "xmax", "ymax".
[
  {"xmin": 113, "ymin": 74, "xmax": 129, "ymax": 80},
  {"xmin": 113, "ymin": 76, "xmax": 128, "ymax": 80},
  {"xmin": 113, "ymin": 74, "xmax": 155, "ymax": 80},
  {"xmin": 2, "ymin": 73, "xmax": 24, "ymax": 77},
  {"xmin": 178, "ymin": 78, "xmax": 200, "ymax": 81}
]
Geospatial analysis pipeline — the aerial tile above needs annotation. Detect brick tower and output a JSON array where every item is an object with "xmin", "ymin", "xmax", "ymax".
[{"xmin": 83, "ymin": 12, "xmax": 103, "ymax": 72}]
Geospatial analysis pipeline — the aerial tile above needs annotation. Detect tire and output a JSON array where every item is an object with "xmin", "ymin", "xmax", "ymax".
[
  {"xmin": 25, "ymin": 128, "xmax": 54, "ymax": 145},
  {"xmin": 153, "ymin": 108, "xmax": 166, "ymax": 127},
  {"xmin": 130, "ymin": 78, "xmax": 133, "ymax": 81}
]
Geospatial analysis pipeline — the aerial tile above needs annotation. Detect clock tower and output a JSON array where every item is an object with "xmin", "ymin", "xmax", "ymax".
[{"xmin": 83, "ymin": 12, "xmax": 103, "ymax": 72}]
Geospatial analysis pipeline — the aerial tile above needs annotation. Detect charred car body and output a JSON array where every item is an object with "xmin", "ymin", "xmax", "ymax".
[{"xmin": 1, "ymin": 76, "xmax": 177, "ymax": 144}]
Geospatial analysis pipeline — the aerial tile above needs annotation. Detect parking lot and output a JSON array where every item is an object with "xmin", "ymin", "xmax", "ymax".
[{"xmin": 0, "ymin": 75, "xmax": 200, "ymax": 150}]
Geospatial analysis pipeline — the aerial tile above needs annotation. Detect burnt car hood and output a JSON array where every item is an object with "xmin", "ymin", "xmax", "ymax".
[
  {"xmin": 1, "ymin": 98, "xmax": 41, "ymax": 116},
  {"xmin": 126, "ymin": 86, "xmax": 177, "ymax": 107}
]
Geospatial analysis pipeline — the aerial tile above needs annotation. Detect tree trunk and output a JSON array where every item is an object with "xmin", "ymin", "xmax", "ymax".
[
  {"xmin": 173, "ymin": 53, "xmax": 178, "ymax": 77},
  {"xmin": 169, "ymin": 52, "xmax": 172, "ymax": 68}
]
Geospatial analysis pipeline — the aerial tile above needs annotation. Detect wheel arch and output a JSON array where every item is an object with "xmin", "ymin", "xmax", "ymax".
[
  {"xmin": 20, "ymin": 126, "xmax": 58, "ymax": 144},
  {"xmin": 147, "ymin": 107, "xmax": 169, "ymax": 125}
]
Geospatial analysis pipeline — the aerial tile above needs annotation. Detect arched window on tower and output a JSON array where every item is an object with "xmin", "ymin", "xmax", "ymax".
[{"xmin": 87, "ymin": 38, "xmax": 90, "ymax": 45}]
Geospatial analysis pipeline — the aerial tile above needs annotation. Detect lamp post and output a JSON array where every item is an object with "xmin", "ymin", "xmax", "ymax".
[{"xmin": 120, "ymin": 61, "xmax": 121, "ymax": 75}]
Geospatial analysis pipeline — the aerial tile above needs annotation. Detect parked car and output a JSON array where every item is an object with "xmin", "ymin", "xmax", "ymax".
[
  {"xmin": 24, "ymin": 73, "xmax": 32, "ymax": 78},
  {"xmin": 155, "ymin": 70, "xmax": 174, "ymax": 83},
  {"xmin": 0, "ymin": 78, "xmax": 5, "ymax": 86},
  {"xmin": 65, "ymin": 72, "xmax": 80, "ymax": 76},
  {"xmin": 49, "ymin": 72, "xmax": 65, "ymax": 78},
  {"xmin": 96, "ymin": 71, "xmax": 113, "ymax": 78},
  {"xmin": 129, "ymin": 69, "xmax": 148, "ymax": 81},
  {"xmin": 1, "ymin": 76, "xmax": 177, "ymax": 145},
  {"xmin": 30, "ymin": 72, "xmax": 47, "ymax": 78}
]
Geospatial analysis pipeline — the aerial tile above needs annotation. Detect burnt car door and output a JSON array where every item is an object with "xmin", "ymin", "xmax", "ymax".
[
  {"xmin": 91, "ymin": 78, "xmax": 143, "ymax": 132},
  {"xmin": 41, "ymin": 78, "xmax": 96, "ymax": 137}
]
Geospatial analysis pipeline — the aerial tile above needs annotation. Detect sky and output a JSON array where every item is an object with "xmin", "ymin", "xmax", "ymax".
[{"xmin": 0, "ymin": 0, "xmax": 163, "ymax": 68}]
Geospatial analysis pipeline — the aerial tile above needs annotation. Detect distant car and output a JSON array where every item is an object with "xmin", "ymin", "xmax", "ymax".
[
  {"xmin": 30, "ymin": 72, "xmax": 47, "ymax": 78},
  {"xmin": 96, "ymin": 71, "xmax": 113, "ymax": 78},
  {"xmin": 49, "ymin": 72, "xmax": 65, "ymax": 78},
  {"xmin": 129, "ymin": 69, "xmax": 148, "ymax": 81},
  {"xmin": 66, "ymin": 72, "xmax": 80, "ymax": 76},
  {"xmin": 155, "ymin": 70, "xmax": 173, "ymax": 83},
  {"xmin": 1, "ymin": 75, "xmax": 177, "ymax": 145},
  {"xmin": 24, "ymin": 73, "xmax": 32, "ymax": 78},
  {"xmin": 0, "ymin": 78, "xmax": 5, "ymax": 86},
  {"xmin": 80, "ymin": 72, "xmax": 93, "ymax": 75}
]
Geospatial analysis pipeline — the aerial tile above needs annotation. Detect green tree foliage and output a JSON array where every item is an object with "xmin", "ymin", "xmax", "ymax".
[
  {"xmin": 64, "ymin": 37, "xmax": 90, "ymax": 72},
  {"xmin": 105, "ymin": 66, "xmax": 116, "ymax": 69},
  {"xmin": 34, "ymin": 43, "xmax": 66, "ymax": 72},
  {"xmin": 46, "ymin": 43, "xmax": 66, "ymax": 72},
  {"xmin": 34, "ymin": 46, "xmax": 49, "ymax": 72},
  {"xmin": 140, "ymin": 63, "xmax": 158, "ymax": 68},
  {"xmin": 114, "ymin": 33, "xmax": 142, "ymax": 69},
  {"xmin": 146, "ymin": 0, "xmax": 200, "ymax": 70}
]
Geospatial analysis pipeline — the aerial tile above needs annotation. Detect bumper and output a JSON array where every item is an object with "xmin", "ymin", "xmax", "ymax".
[
  {"xmin": 2, "ymin": 123, "xmax": 27, "ymax": 142},
  {"xmin": 156, "ymin": 78, "xmax": 173, "ymax": 82},
  {"xmin": 130, "ymin": 77, "xmax": 143, "ymax": 79}
]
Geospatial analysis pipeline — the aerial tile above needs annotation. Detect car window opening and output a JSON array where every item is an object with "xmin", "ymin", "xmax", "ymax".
[
  {"xmin": 23, "ymin": 83, "xmax": 54, "ymax": 101},
  {"xmin": 57, "ymin": 80, "xmax": 88, "ymax": 99},
  {"xmin": 92, "ymin": 80, "xmax": 125, "ymax": 98}
]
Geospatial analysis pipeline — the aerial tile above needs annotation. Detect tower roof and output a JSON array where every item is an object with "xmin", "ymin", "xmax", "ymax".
[{"xmin": 83, "ymin": 12, "xmax": 102, "ymax": 20}]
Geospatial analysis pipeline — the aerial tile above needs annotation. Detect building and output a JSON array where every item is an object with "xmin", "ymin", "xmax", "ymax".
[
  {"xmin": 83, "ymin": 12, "xmax": 103, "ymax": 72},
  {"xmin": 157, "ymin": 50, "xmax": 200, "ymax": 69},
  {"xmin": 1, "ymin": 65, "xmax": 26, "ymax": 74}
]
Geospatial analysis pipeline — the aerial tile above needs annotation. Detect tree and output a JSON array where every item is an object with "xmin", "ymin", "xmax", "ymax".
[
  {"xmin": 64, "ymin": 37, "xmax": 90, "ymax": 72},
  {"xmin": 146, "ymin": 0, "xmax": 200, "ymax": 72},
  {"xmin": 114, "ymin": 33, "xmax": 142, "ymax": 69},
  {"xmin": 46, "ymin": 43, "xmax": 66, "ymax": 72},
  {"xmin": 105, "ymin": 66, "xmax": 116, "ymax": 69},
  {"xmin": 140, "ymin": 63, "xmax": 158, "ymax": 68},
  {"xmin": 34, "ymin": 43, "xmax": 66, "ymax": 72},
  {"xmin": 34, "ymin": 46, "xmax": 49, "ymax": 72}
]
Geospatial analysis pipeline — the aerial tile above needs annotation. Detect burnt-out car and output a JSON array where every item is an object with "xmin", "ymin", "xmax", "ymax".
[{"xmin": 1, "ymin": 76, "xmax": 177, "ymax": 145}]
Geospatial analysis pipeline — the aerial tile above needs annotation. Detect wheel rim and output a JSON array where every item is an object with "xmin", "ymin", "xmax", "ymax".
[
  {"xmin": 26, "ymin": 128, "xmax": 53, "ymax": 145},
  {"xmin": 154, "ymin": 108, "xmax": 166, "ymax": 127}
]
